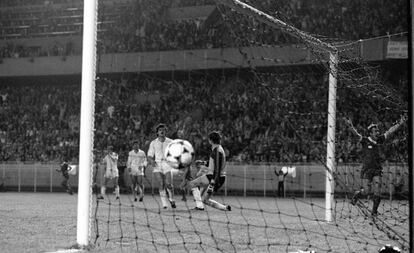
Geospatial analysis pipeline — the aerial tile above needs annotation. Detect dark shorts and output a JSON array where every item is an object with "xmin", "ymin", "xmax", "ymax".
[
  {"xmin": 62, "ymin": 171, "xmax": 69, "ymax": 179},
  {"xmin": 206, "ymin": 175, "xmax": 226, "ymax": 192},
  {"xmin": 361, "ymin": 167, "xmax": 382, "ymax": 180}
]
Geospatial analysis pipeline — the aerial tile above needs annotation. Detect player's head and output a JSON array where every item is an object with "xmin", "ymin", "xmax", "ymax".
[
  {"xmin": 62, "ymin": 153, "xmax": 70, "ymax": 163},
  {"xmin": 177, "ymin": 129, "xmax": 185, "ymax": 138},
  {"xmin": 208, "ymin": 131, "xmax": 221, "ymax": 145},
  {"xmin": 367, "ymin": 123, "xmax": 380, "ymax": 138},
  {"xmin": 132, "ymin": 140, "xmax": 139, "ymax": 150},
  {"xmin": 195, "ymin": 160, "xmax": 205, "ymax": 167},
  {"xmin": 107, "ymin": 145, "xmax": 113, "ymax": 153},
  {"xmin": 156, "ymin": 123, "xmax": 167, "ymax": 137}
]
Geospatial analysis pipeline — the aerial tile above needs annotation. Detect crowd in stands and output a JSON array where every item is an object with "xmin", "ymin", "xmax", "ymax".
[
  {"xmin": 0, "ymin": 0, "xmax": 408, "ymax": 58},
  {"xmin": 0, "ymin": 0, "xmax": 408, "ymax": 164},
  {"xmin": 0, "ymin": 64, "xmax": 408, "ymax": 164},
  {"xmin": 0, "ymin": 83, "xmax": 80, "ymax": 162}
]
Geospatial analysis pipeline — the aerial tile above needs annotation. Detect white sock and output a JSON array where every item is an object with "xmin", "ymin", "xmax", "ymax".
[
  {"xmin": 159, "ymin": 189, "xmax": 169, "ymax": 207},
  {"xmin": 166, "ymin": 188, "xmax": 174, "ymax": 202},
  {"xmin": 139, "ymin": 185, "xmax": 144, "ymax": 198},
  {"xmin": 101, "ymin": 186, "xmax": 106, "ymax": 196},
  {"xmin": 191, "ymin": 188, "xmax": 204, "ymax": 209},
  {"xmin": 132, "ymin": 186, "xmax": 137, "ymax": 198},
  {"xmin": 205, "ymin": 198, "xmax": 227, "ymax": 211},
  {"xmin": 114, "ymin": 186, "xmax": 120, "ymax": 197}
]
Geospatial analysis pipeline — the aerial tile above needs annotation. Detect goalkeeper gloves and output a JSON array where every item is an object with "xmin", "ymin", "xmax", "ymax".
[
  {"xmin": 207, "ymin": 184, "xmax": 214, "ymax": 194},
  {"xmin": 207, "ymin": 180, "xmax": 215, "ymax": 194}
]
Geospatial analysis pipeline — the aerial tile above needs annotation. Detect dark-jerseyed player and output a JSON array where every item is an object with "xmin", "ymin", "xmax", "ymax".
[{"xmin": 344, "ymin": 115, "xmax": 406, "ymax": 216}]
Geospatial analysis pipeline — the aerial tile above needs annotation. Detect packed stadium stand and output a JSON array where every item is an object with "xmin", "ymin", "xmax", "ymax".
[
  {"xmin": 0, "ymin": 0, "xmax": 408, "ymax": 165},
  {"xmin": 0, "ymin": 0, "xmax": 407, "ymax": 56}
]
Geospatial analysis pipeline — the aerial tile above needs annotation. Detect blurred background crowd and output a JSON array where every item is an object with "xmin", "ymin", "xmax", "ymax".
[
  {"xmin": 0, "ymin": 0, "xmax": 408, "ymax": 165},
  {"xmin": 0, "ymin": 64, "xmax": 407, "ymax": 164},
  {"xmin": 0, "ymin": 0, "xmax": 407, "ymax": 58}
]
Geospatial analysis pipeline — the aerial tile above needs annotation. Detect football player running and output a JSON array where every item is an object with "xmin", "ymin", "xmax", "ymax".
[
  {"xmin": 147, "ymin": 123, "xmax": 176, "ymax": 209},
  {"xmin": 127, "ymin": 140, "xmax": 147, "ymax": 202}
]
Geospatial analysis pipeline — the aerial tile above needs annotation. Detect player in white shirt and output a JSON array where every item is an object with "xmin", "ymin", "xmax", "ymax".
[
  {"xmin": 98, "ymin": 145, "xmax": 120, "ymax": 200},
  {"xmin": 147, "ymin": 124, "xmax": 176, "ymax": 209},
  {"xmin": 127, "ymin": 140, "xmax": 147, "ymax": 202}
]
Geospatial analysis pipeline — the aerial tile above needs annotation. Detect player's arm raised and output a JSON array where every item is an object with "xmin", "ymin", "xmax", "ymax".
[
  {"xmin": 384, "ymin": 114, "xmax": 407, "ymax": 140},
  {"xmin": 343, "ymin": 117, "xmax": 362, "ymax": 141}
]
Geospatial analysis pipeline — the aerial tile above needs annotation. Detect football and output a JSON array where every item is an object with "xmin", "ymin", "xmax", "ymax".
[
  {"xmin": 67, "ymin": 165, "xmax": 77, "ymax": 176},
  {"xmin": 165, "ymin": 139, "xmax": 195, "ymax": 169}
]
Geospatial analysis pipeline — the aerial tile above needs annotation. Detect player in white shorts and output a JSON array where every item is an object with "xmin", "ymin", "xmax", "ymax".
[
  {"xmin": 98, "ymin": 145, "xmax": 120, "ymax": 200},
  {"xmin": 127, "ymin": 140, "xmax": 147, "ymax": 202},
  {"xmin": 147, "ymin": 123, "xmax": 176, "ymax": 209}
]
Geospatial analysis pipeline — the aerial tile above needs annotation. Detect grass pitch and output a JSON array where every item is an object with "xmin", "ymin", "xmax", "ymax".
[{"xmin": 0, "ymin": 192, "xmax": 408, "ymax": 253}]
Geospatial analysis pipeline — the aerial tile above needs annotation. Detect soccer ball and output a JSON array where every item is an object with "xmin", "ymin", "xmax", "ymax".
[
  {"xmin": 67, "ymin": 165, "xmax": 77, "ymax": 176},
  {"xmin": 165, "ymin": 139, "xmax": 195, "ymax": 169}
]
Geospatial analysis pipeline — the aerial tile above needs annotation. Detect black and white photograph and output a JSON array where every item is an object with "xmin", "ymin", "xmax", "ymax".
[{"xmin": 0, "ymin": 0, "xmax": 411, "ymax": 252}]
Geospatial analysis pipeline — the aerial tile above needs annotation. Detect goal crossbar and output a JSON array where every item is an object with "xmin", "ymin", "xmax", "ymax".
[{"xmin": 215, "ymin": 0, "xmax": 338, "ymax": 53}]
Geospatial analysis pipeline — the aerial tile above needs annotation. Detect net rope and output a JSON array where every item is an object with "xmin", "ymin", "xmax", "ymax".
[{"xmin": 89, "ymin": 1, "xmax": 409, "ymax": 252}]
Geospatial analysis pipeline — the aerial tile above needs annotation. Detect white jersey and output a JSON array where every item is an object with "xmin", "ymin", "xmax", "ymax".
[
  {"xmin": 127, "ymin": 149, "xmax": 147, "ymax": 176},
  {"xmin": 147, "ymin": 137, "xmax": 173, "ymax": 173},
  {"xmin": 103, "ymin": 152, "xmax": 119, "ymax": 179}
]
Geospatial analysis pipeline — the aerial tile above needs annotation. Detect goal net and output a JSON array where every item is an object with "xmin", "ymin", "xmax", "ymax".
[{"xmin": 79, "ymin": 0, "xmax": 410, "ymax": 252}]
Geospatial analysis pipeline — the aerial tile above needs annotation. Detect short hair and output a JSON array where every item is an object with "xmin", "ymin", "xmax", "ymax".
[
  {"xmin": 195, "ymin": 160, "xmax": 205, "ymax": 166},
  {"xmin": 132, "ymin": 140, "xmax": 139, "ymax": 145},
  {"xmin": 107, "ymin": 145, "xmax": 113, "ymax": 150},
  {"xmin": 367, "ymin": 123, "xmax": 379, "ymax": 132},
  {"xmin": 155, "ymin": 123, "xmax": 167, "ymax": 132},
  {"xmin": 208, "ymin": 131, "xmax": 221, "ymax": 144}
]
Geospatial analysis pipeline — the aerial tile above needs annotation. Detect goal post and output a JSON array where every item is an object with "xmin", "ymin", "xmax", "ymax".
[
  {"xmin": 216, "ymin": 0, "xmax": 339, "ymax": 222},
  {"xmin": 77, "ymin": 0, "xmax": 98, "ymax": 247},
  {"xmin": 325, "ymin": 51, "xmax": 338, "ymax": 222}
]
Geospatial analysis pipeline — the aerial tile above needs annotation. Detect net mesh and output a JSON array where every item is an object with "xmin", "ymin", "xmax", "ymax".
[{"xmin": 90, "ymin": 1, "xmax": 409, "ymax": 252}]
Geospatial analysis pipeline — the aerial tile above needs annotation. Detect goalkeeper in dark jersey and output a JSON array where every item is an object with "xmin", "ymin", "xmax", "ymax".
[
  {"xmin": 188, "ymin": 131, "xmax": 231, "ymax": 211},
  {"xmin": 56, "ymin": 158, "xmax": 74, "ymax": 195},
  {"xmin": 344, "ymin": 115, "xmax": 406, "ymax": 216}
]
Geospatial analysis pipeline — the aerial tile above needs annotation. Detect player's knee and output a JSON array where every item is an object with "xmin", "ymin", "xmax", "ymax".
[
  {"xmin": 188, "ymin": 181, "xmax": 196, "ymax": 189},
  {"xmin": 157, "ymin": 181, "xmax": 165, "ymax": 189},
  {"xmin": 166, "ymin": 183, "xmax": 173, "ymax": 191},
  {"xmin": 203, "ymin": 198, "xmax": 213, "ymax": 206}
]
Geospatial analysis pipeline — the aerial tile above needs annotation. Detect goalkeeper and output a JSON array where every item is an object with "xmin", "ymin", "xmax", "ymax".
[
  {"xmin": 344, "ymin": 115, "xmax": 406, "ymax": 216},
  {"xmin": 180, "ymin": 160, "xmax": 209, "ymax": 210},
  {"xmin": 189, "ymin": 131, "xmax": 231, "ymax": 211}
]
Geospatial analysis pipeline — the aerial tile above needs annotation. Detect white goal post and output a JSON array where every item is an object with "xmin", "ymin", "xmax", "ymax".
[{"xmin": 77, "ymin": 0, "xmax": 98, "ymax": 247}]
